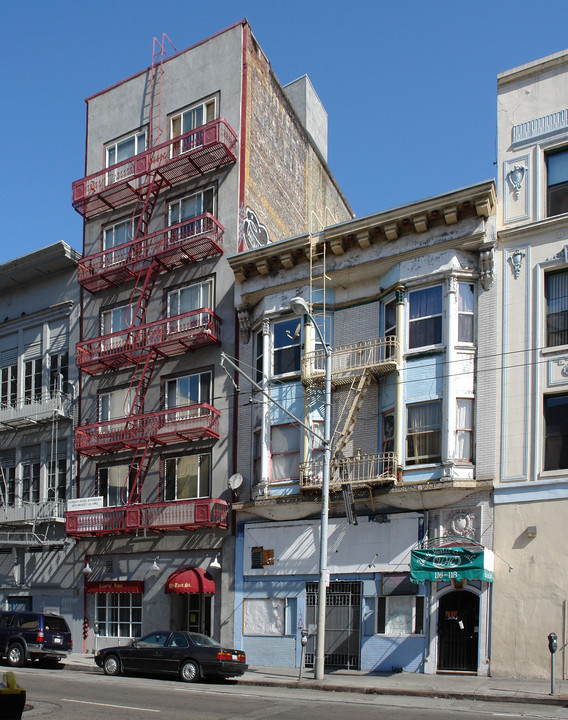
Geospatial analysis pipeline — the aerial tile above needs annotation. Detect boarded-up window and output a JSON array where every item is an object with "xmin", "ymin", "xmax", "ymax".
[{"xmin": 243, "ymin": 598, "xmax": 285, "ymax": 636}]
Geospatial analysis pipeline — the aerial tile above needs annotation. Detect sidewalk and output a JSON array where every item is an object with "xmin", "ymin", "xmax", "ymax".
[{"xmin": 63, "ymin": 653, "xmax": 568, "ymax": 708}]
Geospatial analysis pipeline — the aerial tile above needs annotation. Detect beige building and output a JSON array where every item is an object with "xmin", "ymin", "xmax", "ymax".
[{"xmin": 492, "ymin": 50, "xmax": 568, "ymax": 678}]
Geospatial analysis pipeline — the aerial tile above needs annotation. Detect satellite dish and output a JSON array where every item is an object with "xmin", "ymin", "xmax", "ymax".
[{"xmin": 228, "ymin": 473, "xmax": 243, "ymax": 491}]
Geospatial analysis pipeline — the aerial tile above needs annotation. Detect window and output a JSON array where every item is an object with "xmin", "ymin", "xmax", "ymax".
[
  {"xmin": 167, "ymin": 280, "xmax": 213, "ymax": 318},
  {"xmin": 382, "ymin": 411, "xmax": 395, "ymax": 454},
  {"xmin": 456, "ymin": 399, "xmax": 474, "ymax": 462},
  {"xmin": 163, "ymin": 454, "xmax": 211, "ymax": 500},
  {"xmin": 99, "ymin": 388, "xmax": 132, "ymax": 422},
  {"xmin": 458, "ymin": 283, "xmax": 475, "ymax": 343},
  {"xmin": 24, "ymin": 359, "xmax": 42, "ymax": 403},
  {"xmin": 384, "ymin": 298, "xmax": 397, "ymax": 358},
  {"xmin": 545, "ymin": 269, "xmax": 568, "ymax": 347},
  {"xmin": 243, "ymin": 598, "xmax": 286, "ymax": 636},
  {"xmin": 255, "ymin": 330, "xmax": 264, "ymax": 384},
  {"xmin": 103, "ymin": 216, "xmax": 138, "ymax": 251},
  {"xmin": 273, "ymin": 319, "xmax": 300, "ymax": 376},
  {"xmin": 377, "ymin": 595, "xmax": 425, "ymax": 635},
  {"xmin": 98, "ymin": 465, "xmax": 137, "ymax": 507},
  {"xmin": 50, "ymin": 352, "xmax": 68, "ymax": 395},
  {"xmin": 6, "ymin": 466, "xmax": 15, "ymax": 506},
  {"xmin": 169, "ymin": 188, "xmax": 214, "ymax": 226},
  {"xmin": 106, "ymin": 131, "xmax": 146, "ymax": 169},
  {"xmin": 170, "ymin": 99, "xmax": 216, "ymax": 155},
  {"xmin": 406, "ymin": 400, "xmax": 442, "ymax": 465},
  {"xmin": 101, "ymin": 304, "xmax": 134, "ymax": 336},
  {"xmin": 544, "ymin": 393, "xmax": 568, "ymax": 470},
  {"xmin": 22, "ymin": 462, "xmax": 40, "ymax": 503},
  {"xmin": 408, "ymin": 286, "xmax": 443, "ymax": 349},
  {"xmin": 1, "ymin": 365, "xmax": 17, "ymax": 408},
  {"xmin": 165, "ymin": 371, "xmax": 211, "ymax": 409},
  {"xmin": 547, "ymin": 148, "xmax": 568, "ymax": 217},
  {"xmin": 47, "ymin": 459, "xmax": 66, "ymax": 502},
  {"xmin": 95, "ymin": 592, "xmax": 142, "ymax": 638},
  {"xmin": 271, "ymin": 423, "xmax": 300, "ymax": 482},
  {"xmin": 253, "ymin": 429, "xmax": 262, "ymax": 484}
]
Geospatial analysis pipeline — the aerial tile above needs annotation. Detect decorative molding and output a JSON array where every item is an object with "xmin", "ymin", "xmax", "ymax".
[
  {"xmin": 512, "ymin": 108, "xmax": 568, "ymax": 145},
  {"xmin": 548, "ymin": 356, "xmax": 568, "ymax": 387},
  {"xmin": 440, "ymin": 508, "xmax": 480, "ymax": 542},
  {"xmin": 447, "ymin": 276, "xmax": 458, "ymax": 295},
  {"xmin": 509, "ymin": 249, "xmax": 526, "ymax": 279},
  {"xmin": 237, "ymin": 304, "xmax": 252, "ymax": 345},
  {"xmin": 479, "ymin": 248, "xmax": 494, "ymax": 290},
  {"xmin": 506, "ymin": 165, "xmax": 526, "ymax": 200}
]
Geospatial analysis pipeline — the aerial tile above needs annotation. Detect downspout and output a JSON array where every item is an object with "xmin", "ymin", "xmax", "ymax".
[
  {"xmin": 238, "ymin": 20, "xmax": 248, "ymax": 252},
  {"xmin": 394, "ymin": 286, "xmax": 405, "ymax": 481}
]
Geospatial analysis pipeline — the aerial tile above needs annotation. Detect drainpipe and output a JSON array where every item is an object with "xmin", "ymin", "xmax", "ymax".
[{"xmin": 394, "ymin": 286, "xmax": 405, "ymax": 480}]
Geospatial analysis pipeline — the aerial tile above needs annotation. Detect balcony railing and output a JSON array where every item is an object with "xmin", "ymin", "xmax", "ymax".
[
  {"xmin": 0, "ymin": 500, "xmax": 66, "ymax": 524},
  {"xmin": 77, "ymin": 309, "xmax": 221, "ymax": 375},
  {"xmin": 72, "ymin": 119, "xmax": 238, "ymax": 218},
  {"xmin": 302, "ymin": 337, "xmax": 399, "ymax": 387},
  {"xmin": 299, "ymin": 452, "xmax": 398, "ymax": 491},
  {"xmin": 78, "ymin": 215, "xmax": 224, "ymax": 293},
  {"xmin": 0, "ymin": 391, "xmax": 73, "ymax": 430},
  {"xmin": 65, "ymin": 497, "xmax": 229, "ymax": 537},
  {"xmin": 75, "ymin": 403, "xmax": 220, "ymax": 457}
]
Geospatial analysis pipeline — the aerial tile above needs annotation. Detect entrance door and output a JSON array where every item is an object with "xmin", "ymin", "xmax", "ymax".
[
  {"xmin": 437, "ymin": 590, "xmax": 479, "ymax": 672},
  {"xmin": 184, "ymin": 594, "xmax": 211, "ymax": 636},
  {"xmin": 305, "ymin": 581, "xmax": 361, "ymax": 669}
]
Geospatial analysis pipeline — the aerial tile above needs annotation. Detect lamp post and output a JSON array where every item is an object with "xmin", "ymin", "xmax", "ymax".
[{"xmin": 290, "ymin": 296, "xmax": 331, "ymax": 681}]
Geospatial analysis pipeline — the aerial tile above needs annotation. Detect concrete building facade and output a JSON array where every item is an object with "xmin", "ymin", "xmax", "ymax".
[
  {"xmin": 67, "ymin": 20, "xmax": 351, "ymax": 653},
  {"xmin": 492, "ymin": 50, "xmax": 568, "ymax": 679}
]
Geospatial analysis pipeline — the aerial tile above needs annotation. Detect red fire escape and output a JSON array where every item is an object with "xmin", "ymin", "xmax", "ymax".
[{"xmin": 67, "ymin": 37, "xmax": 237, "ymax": 538}]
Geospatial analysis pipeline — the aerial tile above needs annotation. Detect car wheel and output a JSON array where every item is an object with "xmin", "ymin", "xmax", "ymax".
[
  {"xmin": 7, "ymin": 644, "xmax": 25, "ymax": 667},
  {"xmin": 180, "ymin": 659, "xmax": 200, "ymax": 683},
  {"xmin": 103, "ymin": 654, "xmax": 121, "ymax": 676}
]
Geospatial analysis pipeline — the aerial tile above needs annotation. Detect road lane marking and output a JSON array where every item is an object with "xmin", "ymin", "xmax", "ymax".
[{"xmin": 61, "ymin": 698, "xmax": 160, "ymax": 713}]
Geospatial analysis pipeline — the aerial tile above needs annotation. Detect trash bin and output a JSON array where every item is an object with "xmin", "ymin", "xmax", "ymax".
[{"xmin": 0, "ymin": 672, "xmax": 26, "ymax": 720}]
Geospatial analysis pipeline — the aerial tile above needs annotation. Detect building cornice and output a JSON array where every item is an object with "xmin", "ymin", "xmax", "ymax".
[{"xmin": 498, "ymin": 213, "xmax": 568, "ymax": 242}]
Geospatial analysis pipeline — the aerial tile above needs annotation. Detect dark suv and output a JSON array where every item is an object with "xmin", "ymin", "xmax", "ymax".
[{"xmin": 0, "ymin": 611, "xmax": 72, "ymax": 666}]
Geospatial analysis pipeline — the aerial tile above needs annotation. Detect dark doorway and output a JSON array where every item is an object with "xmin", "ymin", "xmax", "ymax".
[{"xmin": 437, "ymin": 590, "xmax": 479, "ymax": 672}]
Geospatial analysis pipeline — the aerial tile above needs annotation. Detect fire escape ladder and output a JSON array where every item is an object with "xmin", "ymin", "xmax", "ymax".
[
  {"xmin": 147, "ymin": 34, "xmax": 176, "ymax": 149},
  {"xmin": 122, "ymin": 440, "xmax": 157, "ymax": 506},
  {"xmin": 127, "ymin": 351, "xmax": 159, "ymax": 419},
  {"xmin": 330, "ymin": 370, "xmax": 372, "ymax": 475}
]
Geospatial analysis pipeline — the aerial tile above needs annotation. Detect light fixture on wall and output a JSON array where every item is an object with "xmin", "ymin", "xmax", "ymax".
[
  {"xmin": 150, "ymin": 556, "xmax": 161, "ymax": 573},
  {"xmin": 82, "ymin": 561, "xmax": 92, "ymax": 575},
  {"xmin": 209, "ymin": 553, "xmax": 221, "ymax": 570},
  {"xmin": 525, "ymin": 526, "xmax": 537, "ymax": 539}
]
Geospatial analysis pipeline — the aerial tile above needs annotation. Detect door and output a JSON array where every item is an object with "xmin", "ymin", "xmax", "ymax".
[
  {"xmin": 437, "ymin": 590, "xmax": 479, "ymax": 672},
  {"xmin": 183, "ymin": 594, "xmax": 212, "ymax": 636},
  {"xmin": 305, "ymin": 581, "xmax": 361, "ymax": 670}
]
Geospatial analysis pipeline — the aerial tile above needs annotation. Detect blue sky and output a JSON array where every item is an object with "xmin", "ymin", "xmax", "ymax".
[{"xmin": 2, "ymin": 0, "xmax": 568, "ymax": 263}]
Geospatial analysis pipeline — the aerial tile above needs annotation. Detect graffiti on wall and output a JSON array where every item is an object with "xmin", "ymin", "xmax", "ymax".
[{"xmin": 242, "ymin": 206, "xmax": 270, "ymax": 250}]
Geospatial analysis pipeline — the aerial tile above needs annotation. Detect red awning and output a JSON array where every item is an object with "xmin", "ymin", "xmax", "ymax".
[
  {"xmin": 164, "ymin": 567, "xmax": 216, "ymax": 595},
  {"xmin": 85, "ymin": 580, "xmax": 144, "ymax": 594}
]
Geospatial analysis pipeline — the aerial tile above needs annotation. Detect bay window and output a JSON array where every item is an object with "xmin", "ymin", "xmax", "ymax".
[
  {"xmin": 456, "ymin": 399, "xmax": 474, "ymax": 462},
  {"xmin": 458, "ymin": 283, "xmax": 475, "ymax": 343},
  {"xmin": 273, "ymin": 319, "xmax": 300, "ymax": 376},
  {"xmin": 408, "ymin": 286, "xmax": 443, "ymax": 349},
  {"xmin": 271, "ymin": 423, "xmax": 300, "ymax": 482},
  {"xmin": 406, "ymin": 400, "xmax": 442, "ymax": 465}
]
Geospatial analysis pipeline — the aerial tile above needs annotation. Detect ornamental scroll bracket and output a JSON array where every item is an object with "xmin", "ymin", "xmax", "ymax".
[
  {"xmin": 509, "ymin": 249, "xmax": 526, "ymax": 279},
  {"xmin": 237, "ymin": 304, "xmax": 252, "ymax": 345},
  {"xmin": 507, "ymin": 164, "xmax": 526, "ymax": 201}
]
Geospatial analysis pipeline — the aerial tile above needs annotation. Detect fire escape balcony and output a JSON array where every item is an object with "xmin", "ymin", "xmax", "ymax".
[
  {"xmin": 299, "ymin": 452, "xmax": 398, "ymax": 491},
  {"xmin": 75, "ymin": 403, "xmax": 220, "ymax": 457},
  {"xmin": 0, "ymin": 500, "xmax": 67, "ymax": 525},
  {"xmin": 65, "ymin": 497, "xmax": 229, "ymax": 538},
  {"xmin": 72, "ymin": 119, "xmax": 238, "ymax": 219},
  {"xmin": 0, "ymin": 391, "xmax": 73, "ymax": 430},
  {"xmin": 78, "ymin": 215, "xmax": 224, "ymax": 294},
  {"xmin": 77, "ymin": 309, "xmax": 221, "ymax": 376},
  {"xmin": 301, "ymin": 337, "xmax": 399, "ymax": 387}
]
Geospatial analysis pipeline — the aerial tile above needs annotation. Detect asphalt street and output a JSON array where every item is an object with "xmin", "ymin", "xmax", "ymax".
[{"xmin": 8, "ymin": 665, "xmax": 568, "ymax": 720}]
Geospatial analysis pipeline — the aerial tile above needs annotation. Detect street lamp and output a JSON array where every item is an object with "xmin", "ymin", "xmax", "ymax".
[{"xmin": 290, "ymin": 296, "xmax": 331, "ymax": 681}]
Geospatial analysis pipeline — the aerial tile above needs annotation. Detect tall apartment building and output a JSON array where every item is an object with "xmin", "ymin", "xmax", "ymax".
[
  {"xmin": 492, "ymin": 50, "xmax": 568, "ymax": 678},
  {"xmin": 228, "ymin": 180, "xmax": 497, "ymax": 674},
  {"xmin": 0, "ymin": 242, "xmax": 80, "ymax": 631},
  {"xmin": 66, "ymin": 21, "xmax": 351, "ymax": 652}
]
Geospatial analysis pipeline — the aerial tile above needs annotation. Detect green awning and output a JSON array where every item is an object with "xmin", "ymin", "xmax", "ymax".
[{"xmin": 410, "ymin": 547, "xmax": 494, "ymax": 583}]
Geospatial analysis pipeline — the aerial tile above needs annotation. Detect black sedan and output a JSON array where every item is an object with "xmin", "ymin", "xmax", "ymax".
[{"xmin": 94, "ymin": 631, "xmax": 247, "ymax": 683}]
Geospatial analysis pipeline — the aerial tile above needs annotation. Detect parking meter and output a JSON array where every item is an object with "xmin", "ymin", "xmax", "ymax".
[
  {"xmin": 548, "ymin": 633, "xmax": 558, "ymax": 654},
  {"xmin": 300, "ymin": 629, "xmax": 308, "ymax": 647}
]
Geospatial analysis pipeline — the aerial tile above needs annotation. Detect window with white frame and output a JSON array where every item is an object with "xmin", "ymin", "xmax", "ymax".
[
  {"xmin": 24, "ymin": 358, "xmax": 42, "ymax": 403},
  {"xmin": 272, "ymin": 319, "xmax": 300, "ymax": 376},
  {"xmin": 458, "ymin": 283, "xmax": 475, "ymax": 343},
  {"xmin": 170, "ymin": 99, "xmax": 217, "ymax": 156},
  {"xmin": 163, "ymin": 454, "xmax": 211, "ymax": 500},
  {"xmin": 169, "ymin": 188, "xmax": 214, "ymax": 228},
  {"xmin": 1, "ymin": 364, "xmax": 17, "ymax": 408},
  {"xmin": 545, "ymin": 269, "xmax": 568, "ymax": 347},
  {"xmin": 254, "ymin": 330, "xmax": 264, "ymax": 384},
  {"xmin": 106, "ymin": 131, "xmax": 146, "ymax": 169},
  {"xmin": 376, "ymin": 595, "xmax": 425, "ymax": 635},
  {"xmin": 98, "ymin": 465, "xmax": 137, "ymax": 507},
  {"xmin": 384, "ymin": 298, "xmax": 397, "ymax": 357},
  {"xmin": 47, "ymin": 459, "xmax": 66, "ymax": 502},
  {"xmin": 103, "ymin": 216, "xmax": 138, "ymax": 251},
  {"xmin": 101, "ymin": 304, "xmax": 134, "ymax": 337},
  {"xmin": 547, "ymin": 148, "xmax": 568, "ymax": 217},
  {"xmin": 5, "ymin": 466, "xmax": 15, "ymax": 506},
  {"xmin": 253, "ymin": 429, "xmax": 262, "ymax": 485},
  {"xmin": 99, "ymin": 387, "xmax": 132, "ymax": 422},
  {"xmin": 95, "ymin": 592, "xmax": 142, "ymax": 638},
  {"xmin": 49, "ymin": 352, "xmax": 68, "ymax": 395},
  {"xmin": 271, "ymin": 423, "xmax": 300, "ymax": 483},
  {"xmin": 544, "ymin": 392, "xmax": 568, "ymax": 471},
  {"xmin": 456, "ymin": 398, "xmax": 474, "ymax": 462},
  {"xmin": 408, "ymin": 286, "xmax": 443, "ymax": 349},
  {"xmin": 243, "ymin": 598, "xmax": 286, "ymax": 636},
  {"xmin": 22, "ymin": 462, "xmax": 40, "ymax": 503},
  {"xmin": 167, "ymin": 280, "xmax": 213, "ymax": 318},
  {"xmin": 165, "ymin": 371, "xmax": 211, "ymax": 409},
  {"xmin": 382, "ymin": 411, "xmax": 395, "ymax": 454},
  {"xmin": 406, "ymin": 400, "xmax": 442, "ymax": 466}
]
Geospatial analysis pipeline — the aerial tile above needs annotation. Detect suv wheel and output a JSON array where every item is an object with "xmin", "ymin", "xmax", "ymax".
[{"xmin": 7, "ymin": 644, "xmax": 25, "ymax": 667}]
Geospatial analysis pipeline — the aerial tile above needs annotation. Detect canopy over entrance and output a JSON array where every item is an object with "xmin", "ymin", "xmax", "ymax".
[
  {"xmin": 410, "ymin": 546, "xmax": 494, "ymax": 583},
  {"xmin": 164, "ymin": 567, "xmax": 216, "ymax": 594}
]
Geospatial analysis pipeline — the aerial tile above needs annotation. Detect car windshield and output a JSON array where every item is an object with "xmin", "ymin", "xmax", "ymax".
[{"xmin": 188, "ymin": 633, "xmax": 222, "ymax": 647}]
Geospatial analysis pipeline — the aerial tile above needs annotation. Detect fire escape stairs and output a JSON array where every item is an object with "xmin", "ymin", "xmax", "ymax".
[{"xmin": 330, "ymin": 370, "xmax": 373, "ymax": 478}]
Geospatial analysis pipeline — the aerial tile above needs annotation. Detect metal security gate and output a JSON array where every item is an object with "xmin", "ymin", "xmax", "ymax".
[
  {"xmin": 437, "ymin": 590, "xmax": 479, "ymax": 672},
  {"xmin": 305, "ymin": 581, "xmax": 361, "ymax": 669}
]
